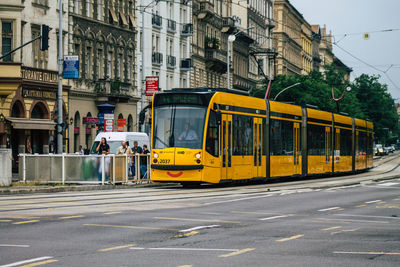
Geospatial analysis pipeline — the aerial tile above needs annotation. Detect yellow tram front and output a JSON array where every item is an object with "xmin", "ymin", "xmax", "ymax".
[{"xmin": 150, "ymin": 90, "xmax": 212, "ymax": 184}]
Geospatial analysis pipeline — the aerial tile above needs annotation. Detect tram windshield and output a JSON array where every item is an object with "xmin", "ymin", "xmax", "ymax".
[{"xmin": 153, "ymin": 105, "xmax": 206, "ymax": 149}]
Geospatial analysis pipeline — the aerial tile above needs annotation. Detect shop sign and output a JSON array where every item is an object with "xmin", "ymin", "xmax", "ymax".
[
  {"xmin": 22, "ymin": 88, "xmax": 56, "ymax": 100},
  {"xmin": 85, "ymin": 128, "xmax": 92, "ymax": 134},
  {"xmin": 104, "ymin": 113, "xmax": 114, "ymax": 132},
  {"xmin": 74, "ymin": 127, "xmax": 80, "ymax": 134},
  {"xmin": 63, "ymin": 55, "xmax": 79, "ymax": 79},
  {"xmin": 146, "ymin": 76, "xmax": 159, "ymax": 96},
  {"xmin": 21, "ymin": 67, "xmax": 58, "ymax": 83},
  {"xmin": 83, "ymin": 117, "xmax": 99, "ymax": 124},
  {"xmin": 117, "ymin": 118, "xmax": 126, "ymax": 132},
  {"xmin": 117, "ymin": 126, "xmax": 124, "ymax": 132}
]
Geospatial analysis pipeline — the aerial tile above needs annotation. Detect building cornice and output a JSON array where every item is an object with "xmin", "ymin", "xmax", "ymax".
[{"xmin": 0, "ymin": 4, "xmax": 24, "ymax": 12}]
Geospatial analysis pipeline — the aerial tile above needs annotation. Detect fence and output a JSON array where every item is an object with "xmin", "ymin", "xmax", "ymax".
[{"xmin": 18, "ymin": 154, "xmax": 151, "ymax": 185}]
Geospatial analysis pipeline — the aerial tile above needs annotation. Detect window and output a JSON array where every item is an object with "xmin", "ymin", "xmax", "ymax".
[
  {"xmin": 340, "ymin": 129, "xmax": 352, "ymax": 156},
  {"xmin": 233, "ymin": 115, "xmax": 253, "ymax": 155},
  {"xmin": 127, "ymin": 55, "xmax": 132, "ymax": 80},
  {"xmin": 307, "ymin": 124, "xmax": 325, "ymax": 155},
  {"xmin": 358, "ymin": 131, "xmax": 367, "ymax": 155},
  {"xmin": 96, "ymin": 48, "xmax": 103, "ymax": 79},
  {"xmin": 32, "ymin": 26, "xmax": 48, "ymax": 68},
  {"xmin": 270, "ymin": 119, "xmax": 293, "ymax": 155},
  {"xmin": 85, "ymin": 46, "xmax": 92, "ymax": 79},
  {"xmin": 86, "ymin": 0, "xmax": 91, "ymax": 17},
  {"xmin": 117, "ymin": 53, "xmax": 123, "ymax": 78},
  {"xmin": 1, "ymin": 21, "xmax": 13, "ymax": 62},
  {"xmin": 97, "ymin": 0, "xmax": 103, "ymax": 20},
  {"xmin": 107, "ymin": 50, "xmax": 113, "ymax": 78},
  {"xmin": 206, "ymin": 110, "xmax": 219, "ymax": 157}
]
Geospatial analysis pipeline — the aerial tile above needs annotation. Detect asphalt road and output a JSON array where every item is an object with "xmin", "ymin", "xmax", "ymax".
[{"xmin": 0, "ymin": 157, "xmax": 400, "ymax": 266}]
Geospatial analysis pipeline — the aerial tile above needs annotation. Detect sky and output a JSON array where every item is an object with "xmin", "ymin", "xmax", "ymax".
[{"xmin": 289, "ymin": 0, "xmax": 400, "ymax": 100}]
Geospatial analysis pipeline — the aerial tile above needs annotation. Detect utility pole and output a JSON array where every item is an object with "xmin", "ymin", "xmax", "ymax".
[{"xmin": 57, "ymin": 0, "xmax": 63, "ymax": 153}]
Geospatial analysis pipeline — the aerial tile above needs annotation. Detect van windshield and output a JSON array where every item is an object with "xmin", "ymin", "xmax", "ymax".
[{"xmin": 90, "ymin": 141, "xmax": 122, "ymax": 154}]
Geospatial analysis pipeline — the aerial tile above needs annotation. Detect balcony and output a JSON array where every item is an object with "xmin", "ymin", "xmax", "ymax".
[
  {"xmin": 152, "ymin": 14, "xmax": 162, "ymax": 28},
  {"xmin": 205, "ymin": 49, "xmax": 227, "ymax": 73},
  {"xmin": 152, "ymin": 52, "xmax": 163, "ymax": 66},
  {"xmin": 221, "ymin": 17, "xmax": 236, "ymax": 33},
  {"xmin": 95, "ymin": 78, "xmax": 131, "ymax": 99},
  {"xmin": 205, "ymin": 36, "xmax": 220, "ymax": 50},
  {"xmin": 167, "ymin": 19, "xmax": 176, "ymax": 33},
  {"xmin": 167, "ymin": 55, "xmax": 176, "ymax": 68},
  {"xmin": 198, "ymin": 1, "xmax": 214, "ymax": 19},
  {"xmin": 181, "ymin": 23, "xmax": 193, "ymax": 36},
  {"xmin": 233, "ymin": 74, "xmax": 255, "ymax": 92},
  {"xmin": 180, "ymin": 58, "xmax": 192, "ymax": 70},
  {"xmin": 264, "ymin": 18, "xmax": 275, "ymax": 28}
]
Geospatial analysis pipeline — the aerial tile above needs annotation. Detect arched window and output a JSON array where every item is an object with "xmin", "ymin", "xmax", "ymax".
[
  {"xmin": 127, "ymin": 114, "xmax": 133, "ymax": 132},
  {"xmin": 31, "ymin": 102, "xmax": 49, "ymax": 119},
  {"xmin": 11, "ymin": 100, "xmax": 25, "ymax": 118}
]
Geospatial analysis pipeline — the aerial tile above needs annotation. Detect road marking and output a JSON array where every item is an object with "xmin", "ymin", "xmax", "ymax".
[
  {"xmin": 356, "ymin": 204, "xmax": 367, "ymax": 208},
  {"xmin": 104, "ymin": 212, "xmax": 121, "ymax": 215},
  {"xmin": 318, "ymin": 207, "xmax": 341, "ymax": 212},
  {"xmin": 365, "ymin": 200, "xmax": 381, "ymax": 204},
  {"xmin": 179, "ymin": 225, "xmax": 220, "ymax": 232},
  {"xmin": 0, "ymin": 244, "xmax": 30, "ymax": 248},
  {"xmin": 20, "ymin": 259, "xmax": 58, "ymax": 267},
  {"xmin": 335, "ymin": 214, "xmax": 400, "ymax": 220},
  {"xmin": 203, "ymin": 194, "xmax": 272, "ymax": 205},
  {"xmin": 12, "ymin": 220, "xmax": 39, "ymax": 225},
  {"xmin": 331, "ymin": 228, "xmax": 359, "ymax": 235},
  {"xmin": 232, "ymin": 211, "xmax": 279, "ymax": 215},
  {"xmin": 333, "ymin": 251, "xmax": 400, "ymax": 255},
  {"xmin": 393, "ymin": 198, "xmax": 400, "ymax": 201},
  {"xmin": 321, "ymin": 226, "xmax": 342, "ymax": 231},
  {"xmin": 177, "ymin": 265, "xmax": 192, "ymax": 267},
  {"xmin": 379, "ymin": 182, "xmax": 399, "ymax": 186},
  {"xmin": 1, "ymin": 256, "xmax": 54, "ymax": 267},
  {"xmin": 98, "ymin": 244, "xmax": 136, "ymax": 252},
  {"xmin": 218, "ymin": 248, "xmax": 255, "ymax": 258},
  {"xmin": 154, "ymin": 217, "xmax": 241, "ymax": 224},
  {"xmin": 172, "ymin": 231, "xmax": 199, "ymax": 238},
  {"xmin": 0, "ymin": 220, "xmax": 12, "ymax": 222},
  {"xmin": 276, "ymin": 235, "xmax": 304, "ymax": 242},
  {"xmin": 58, "ymin": 215, "xmax": 84, "ymax": 219},
  {"xmin": 316, "ymin": 218, "xmax": 388, "ymax": 224},
  {"xmin": 259, "ymin": 215, "xmax": 289, "ymax": 221},
  {"xmin": 84, "ymin": 223, "xmax": 178, "ymax": 231},
  {"xmin": 130, "ymin": 247, "xmax": 238, "ymax": 252}
]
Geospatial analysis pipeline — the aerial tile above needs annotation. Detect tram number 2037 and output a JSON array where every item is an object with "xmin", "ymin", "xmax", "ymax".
[{"xmin": 159, "ymin": 159, "xmax": 171, "ymax": 164}]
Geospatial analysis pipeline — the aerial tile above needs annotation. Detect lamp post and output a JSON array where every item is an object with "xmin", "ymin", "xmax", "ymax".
[
  {"xmin": 332, "ymin": 86, "xmax": 351, "ymax": 113},
  {"xmin": 227, "ymin": 26, "xmax": 254, "ymax": 89},
  {"xmin": 273, "ymin": 82, "xmax": 301, "ymax": 101}
]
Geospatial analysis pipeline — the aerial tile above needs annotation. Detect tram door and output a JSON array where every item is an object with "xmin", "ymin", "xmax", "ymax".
[
  {"xmin": 221, "ymin": 114, "xmax": 233, "ymax": 180},
  {"xmin": 254, "ymin": 118, "xmax": 262, "ymax": 177},
  {"xmin": 324, "ymin": 127, "xmax": 332, "ymax": 173},
  {"xmin": 293, "ymin": 122, "xmax": 301, "ymax": 174}
]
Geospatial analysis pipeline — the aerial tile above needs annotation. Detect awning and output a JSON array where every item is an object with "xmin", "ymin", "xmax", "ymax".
[
  {"xmin": 119, "ymin": 12, "xmax": 129, "ymax": 27},
  {"xmin": 109, "ymin": 8, "xmax": 119, "ymax": 24},
  {"xmin": 129, "ymin": 15, "xmax": 136, "ymax": 28},
  {"xmin": 7, "ymin": 117, "xmax": 56, "ymax": 130}
]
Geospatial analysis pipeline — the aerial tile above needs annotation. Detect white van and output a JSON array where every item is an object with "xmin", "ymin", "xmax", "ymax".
[{"xmin": 90, "ymin": 132, "xmax": 150, "ymax": 154}]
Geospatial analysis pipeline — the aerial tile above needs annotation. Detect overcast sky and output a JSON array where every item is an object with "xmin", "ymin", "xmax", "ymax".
[{"xmin": 289, "ymin": 0, "xmax": 400, "ymax": 99}]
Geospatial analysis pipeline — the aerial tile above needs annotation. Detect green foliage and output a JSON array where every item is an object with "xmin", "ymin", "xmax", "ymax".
[{"xmin": 250, "ymin": 64, "xmax": 399, "ymax": 143}]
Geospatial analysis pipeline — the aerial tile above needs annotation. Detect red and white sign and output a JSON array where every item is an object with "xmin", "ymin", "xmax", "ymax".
[
  {"xmin": 104, "ymin": 114, "xmax": 114, "ymax": 132},
  {"xmin": 117, "ymin": 118, "xmax": 126, "ymax": 132},
  {"xmin": 146, "ymin": 76, "xmax": 159, "ymax": 96}
]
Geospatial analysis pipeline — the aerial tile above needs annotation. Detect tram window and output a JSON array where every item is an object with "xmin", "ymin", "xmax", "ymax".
[
  {"xmin": 262, "ymin": 118, "xmax": 267, "ymax": 155},
  {"xmin": 206, "ymin": 110, "xmax": 219, "ymax": 157},
  {"xmin": 270, "ymin": 119, "xmax": 293, "ymax": 156},
  {"xmin": 358, "ymin": 131, "xmax": 367, "ymax": 155},
  {"xmin": 340, "ymin": 129, "xmax": 352, "ymax": 156},
  {"xmin": 233, "ymin": 115, "xmax": 253, "ymax": 155},
  {"xmin": 307, "ymin": 124, "xmax": 325, "ymax": 156}
]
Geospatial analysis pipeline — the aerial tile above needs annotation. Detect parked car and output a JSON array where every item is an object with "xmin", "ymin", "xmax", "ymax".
[
  {"xmin": 375, "ymin": 144, "xmax": 385, "ymax": 156},
  {"xmin": 385, "ymin": 146, "xmax": 394, "ymax": 153}
]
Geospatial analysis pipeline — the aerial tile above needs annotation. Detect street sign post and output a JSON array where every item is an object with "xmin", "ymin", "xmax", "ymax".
[
  {"xmin": 145, "ymin": 76, "xmax": 159, "ymax": 96},
  {"xmin": 63, "ymin": 55, "xmax": 79, "ymax": 79}
]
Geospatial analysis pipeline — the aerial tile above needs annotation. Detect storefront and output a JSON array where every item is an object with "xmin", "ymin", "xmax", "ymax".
[{"xmin": 0, "ymin": 63, "xmax": 69, "ymax": 171}]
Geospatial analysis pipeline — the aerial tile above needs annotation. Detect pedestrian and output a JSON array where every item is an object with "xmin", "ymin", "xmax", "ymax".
[
  {"xmin": 96, "ymin": 137, "xmax": 110, "ymax": 155},
  {"xmin": 98, "ymin": 150, "xmax": 110, "ymax": 182},
  {"xmin": 140, "ymin": 144, "xmax": 150, "ymax": 179},
  {"xmin": 116, "ymin": 141, "xmax": 133, "ymax": 155},
  {"xmin": 131, "ymin": 141, "xmax": 143, "ymax": 180},
  {"xmin": 78, "ymin": 145, "xmax": 84, "ymax": 155}
]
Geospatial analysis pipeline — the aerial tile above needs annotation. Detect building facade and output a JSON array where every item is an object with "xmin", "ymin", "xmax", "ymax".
[
  {"xmin": 319, "ymin": 24, "xmax": 334, "ymax": 74},
  {"xmin": 0, "ymin": 0, "xmax": 69, "ymax": 171},
  {"xmin": 68, "ymin": 0, "xmax": 139, "ymax": 153}
]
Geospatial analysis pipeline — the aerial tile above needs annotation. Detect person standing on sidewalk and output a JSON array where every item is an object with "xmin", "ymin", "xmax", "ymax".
[
  {"xmin": 131, "ymin": 141, "xmax": 143, "ymax": 180},
  {"xmin": 140, "ymin": 145, "xmax": 150, "ymax": 179}
]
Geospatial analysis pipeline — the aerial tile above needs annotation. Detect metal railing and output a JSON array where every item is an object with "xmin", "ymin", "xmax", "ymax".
[
  {"xmin": 167, "ymin": 19, "xmax": 176, "ymax": 32},
  {"xmin": 18, "ymin": 154, "xmax": 151, "ymax": 185}
]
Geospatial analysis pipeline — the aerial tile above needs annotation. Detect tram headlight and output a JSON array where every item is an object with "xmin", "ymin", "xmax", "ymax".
[
  {"xmin": 195, "ymin": 153, "xmax": 201, "ymax": 159},
  {"xmin": 153, "ymin": 153, "xmax": 159, "ymax": 159}
]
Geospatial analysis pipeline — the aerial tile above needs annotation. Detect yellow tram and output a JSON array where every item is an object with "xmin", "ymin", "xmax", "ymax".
[{"xmin": 150, "ymin": 88, "xmax": 373, "ymax": 185}]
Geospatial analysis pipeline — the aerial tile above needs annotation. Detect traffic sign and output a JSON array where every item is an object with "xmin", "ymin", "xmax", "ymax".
[{"xmin": 63, "ymin": 55, "xmax": 79, "ymax": 79}]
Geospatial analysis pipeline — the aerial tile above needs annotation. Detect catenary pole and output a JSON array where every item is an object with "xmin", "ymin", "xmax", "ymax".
[{"xmin": 57, "ymin": 0, "xmax": 63, "ymax": 153}]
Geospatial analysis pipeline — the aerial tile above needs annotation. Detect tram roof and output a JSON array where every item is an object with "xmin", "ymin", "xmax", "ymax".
[{"xmin": 164, "ymin": 88, "xmax": 249, "ymax": 96}]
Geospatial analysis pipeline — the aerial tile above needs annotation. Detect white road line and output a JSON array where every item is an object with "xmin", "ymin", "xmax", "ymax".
[
  {"xmin": 379, "ymin": 182, "xmax": 399, "ymax": 186},
  {"xmin": 335, "ymin": 214, "xmax": 400, "ymax": 220},
  {"xmin": 365, "ymin": 200, "xmax": 382, "ymax": 204},
  {"xmin": 0, "ymin": 256, "xmax": 53, "ymax": 267},
  {"xmin": 203, "ymin": 194, "xmax": 272, "ymax": 205},
  {"xmin": 130, "ymin": 247, "xmax": 238, "ymax": 252},
  {"xmin": 318, "ymin": 207, "xmax": 341, "ymax": 212},
  {"xmin": 316, "ymin": 218, "xmax": 389, "ymax": 224},
  {"xmin": 179, "ymin": 225, "xmax": 220, "ymax": 233},
  {"xmin": 259, "ymin": 215, "xmax": 289, "ymax": 221},
  {"xmin": 0, "ymin": 244, "xmax": 30, "ymax": 248}
]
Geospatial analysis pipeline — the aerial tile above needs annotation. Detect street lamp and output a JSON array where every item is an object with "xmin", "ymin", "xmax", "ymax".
[
  {"xmin": 273, "ymin": 82, "xmax": 301, "ymax": 101},
  {"xmin": 227, "ymin": 26, "xmax": 254, "ymax": 89},
  {"xmin": 332, "ymin": 86, "xmax": 351, "ymax": 113}
]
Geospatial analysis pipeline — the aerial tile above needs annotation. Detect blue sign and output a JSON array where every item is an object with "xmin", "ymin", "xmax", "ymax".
[{"xmin": 63, "ymin": 55, "xmax": 79, "ymax": 79}]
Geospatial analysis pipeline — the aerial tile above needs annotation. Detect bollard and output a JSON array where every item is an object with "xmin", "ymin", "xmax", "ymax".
[{"xmin": 0, "ymin": 149, "xmax": 12, "ymax": 186}]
